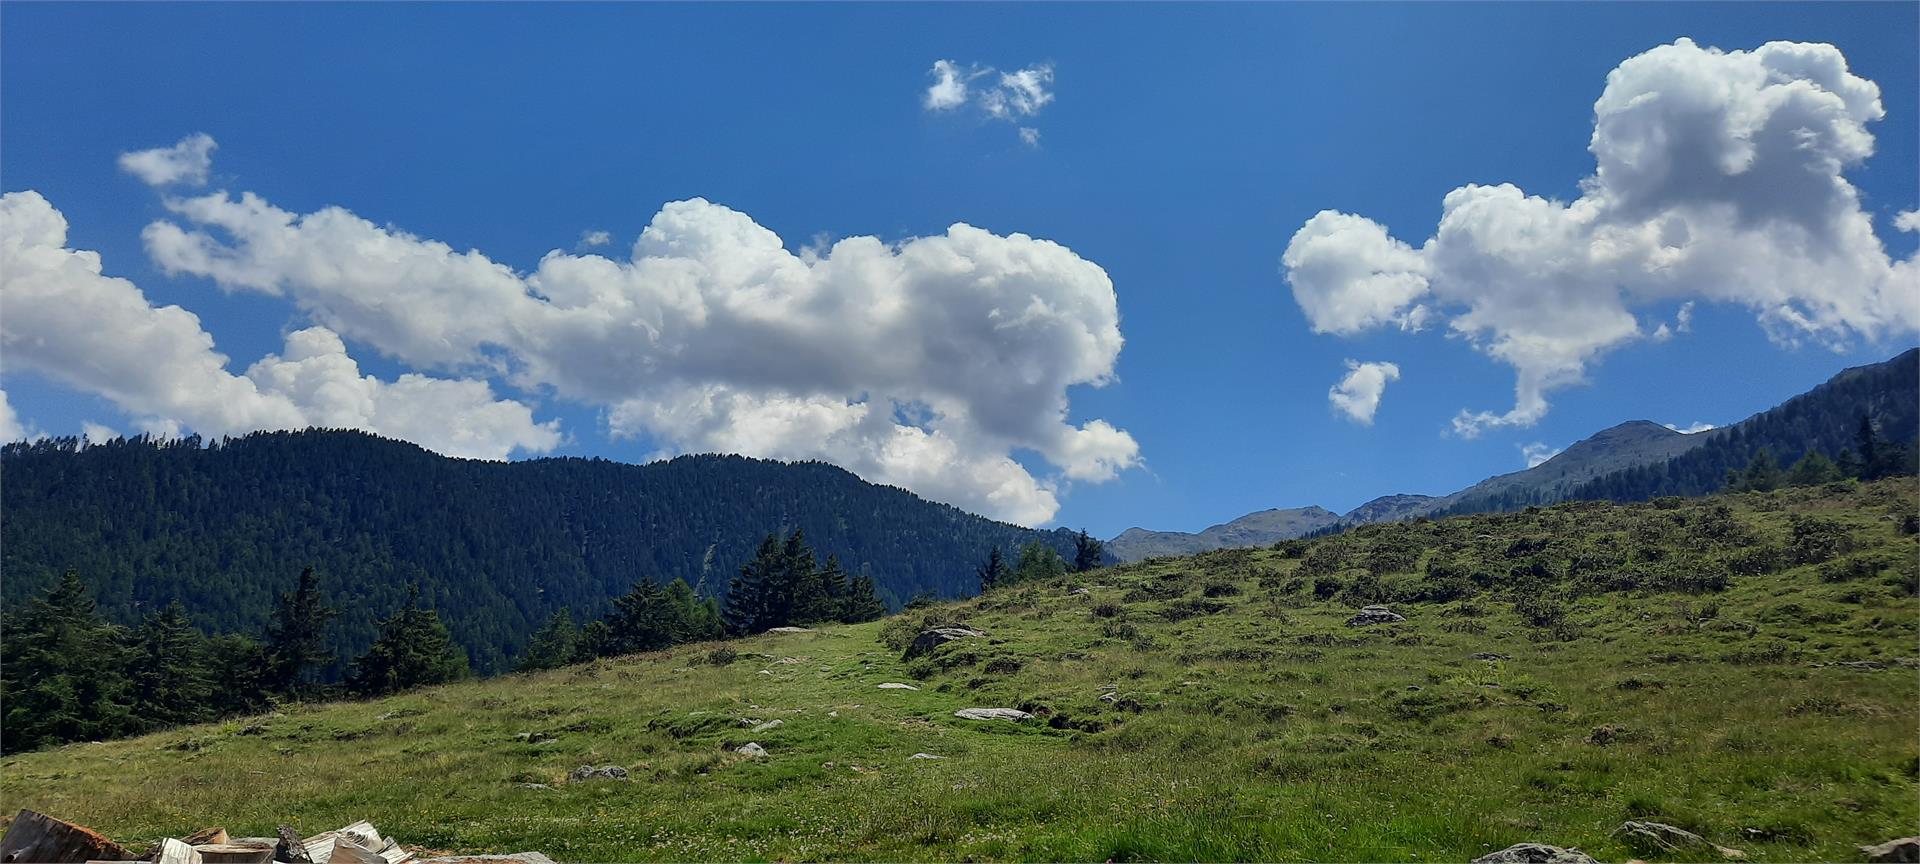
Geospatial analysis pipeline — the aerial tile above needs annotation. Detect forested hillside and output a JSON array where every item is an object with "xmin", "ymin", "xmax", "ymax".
[
  {"xmin": 0, "ymin": 431, "xmax": 1082, "ymax": 673},
  {"xmin": 1556, "ymin": 347, "xmax": 1920, "ymax": 505}
]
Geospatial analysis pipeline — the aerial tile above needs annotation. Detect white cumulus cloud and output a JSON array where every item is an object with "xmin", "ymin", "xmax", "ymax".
[
  {"xmin": 1282, "ymin": 39, "xmax": 1920, "ymax": 437},
  {"xmin": 0, "ymin": 190, "xmax": 560, "ymax": 460},
  {"xmin": 81, "ymin": 421, "xmax": 117, "ymax": 446},
  {"xmin": 578, "ymin": 230, "xmax": 612, "ymax": 248},
  {"xmin": 118, "ymin": 133, "xmax": 217, "ymax": 187},
  {"xmin": 1327, "ymin": 359, "xmax": 1401, "ymax": 425},
  {"xmin": 134, "ymin": 156, "xmax": 1136, "ymax": 525},
  {"xmin": 0, "ymin": 389, "xmax": 35, "ymax": 442}
]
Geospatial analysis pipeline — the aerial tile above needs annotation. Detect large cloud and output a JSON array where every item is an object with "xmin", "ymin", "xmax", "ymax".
[
  {"xmin": 137, "ymin": 168, "xmax": 1137, "ymax": 525},
  {"xmin": 1283, "ymin": 38, "xmax": 1920, "ymax": 436},
  {"xmin": 0, "ymin": 190, "xmax": 560, "ymax": 459}
]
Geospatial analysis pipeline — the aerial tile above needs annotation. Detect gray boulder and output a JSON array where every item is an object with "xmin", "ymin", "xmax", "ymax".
[
  {"xmin": 566, "ymin": 765, "xmax": 629, "ymax": 783},
  {"xmin": 904, "ymin": 627, "xmax": 986, "ymax": 659},
  {"xmin": 953, "ymin": 707, "xmax": 1034, "ymax": 722},
  {"xmin": 1470, "ymin": 844, "xmax": 1599, "ymax": 864},
  {"xmin": 1344, "ymin": 604, "xmax": 1407, "ymax": 627},
  {"xmin": 734, "ymin": 742, "xmax": 769, "ymax": 758},
  {"xmin": 876, "ymin": 682, "xmax": 919, "ymax": 690},
  {"xmin": 1861, "ymin": 837, "xmax": 1920, "ymax": 863},
  {"xmin": 1613, "ymin": 821, "xmax": 1743, "ymax": 858}
]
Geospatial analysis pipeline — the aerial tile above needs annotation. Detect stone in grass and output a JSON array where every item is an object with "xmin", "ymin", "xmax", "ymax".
[
  {"xmin": 766, "ymin": 626, "xmax": 813, "ymax": 633},
  {"xmin": 1613, "ymin": 821, "xmax": 1745, "ymax": 859},
  {"xmin": 567, "ymin": 765, "xmax": 630, "ymax": 782},
  {"xmin": 735, "ymin": 742, "xmax": 769, "ymax": 758},
  {"xmin": 904, "ymin": 627, "xmax": 986, "ymax": 659},
  {"xmin": 1470, "ymin": 843, "xmax": 1600, "ymax": 864},
  {"xmin": 750, "ymin": 719, "xmax": 783, "ymax": 733},
  {"xmin": 953, "ymin": 707, "xmax": 1034, "ymax": 722},
  {"xmin": 909, "ymin": 753, "xmax": 945, "ymax": 760},
  {"xmin": 1344, "ymin": 604, "xmax": 1406, "ymax": 627},
  {"xmin": 877, "ymin": 682, "xmax": 919, "ymax": 690},
  {"xmin": 1471, "ymin": 652, "xmax": 1512, "ymax": 661},
  {"xmin": 1860, "ymin": 837, "xmax": 1920, "ymax": 863}
]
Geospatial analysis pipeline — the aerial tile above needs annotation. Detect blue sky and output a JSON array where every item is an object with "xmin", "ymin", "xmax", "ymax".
[{"xmin": 3, "ymin": 3, "xmax": 1916, "ymax": 538}]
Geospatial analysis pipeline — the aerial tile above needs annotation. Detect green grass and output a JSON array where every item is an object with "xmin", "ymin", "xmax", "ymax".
[{"xmin": 4, "ymin": 481, "xmax": 1916, "ymax": 862}]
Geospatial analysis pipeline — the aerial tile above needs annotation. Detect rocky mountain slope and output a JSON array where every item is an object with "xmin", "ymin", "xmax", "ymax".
[{"xmin": 1108, "ymin": 506, "xmax": 1340, "ymax": 562}]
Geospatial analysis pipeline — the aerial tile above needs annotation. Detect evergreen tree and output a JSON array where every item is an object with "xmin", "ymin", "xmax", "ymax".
[
  {"xmin": 126, "ymin": 601, "xmax": 214, "ymax": 731},
  {"xmin": 1730, "ymin": 449, "xmax": 1784, "ymax": 492},
  {"xmin": 600, "ymin": 579, "xmax": 676, "ymax": 655},
  {"xmin": 839, "ymin": 573, "xmax": 887, "ymax": 623},
  {"xmin": 205, "ymin": 633, "xmax": 270, "ymax": 717},
  {"xmin": 347, "ymin": 585, "xmax": 468, "ymax": 697},
  {"xmin": 661, "ymin": 578, "xmax": 723, "ymax": 644},
  {"xmin": 1072, "ymin": 530, "xmax": 1106, "ymax": 572},
  {"xmin": 1014, "ymin": 542, "xmax": 1068, "ymax": 586},
  {"xmin": 1835, "ymin": 447, "xmax": 1864, "ymax": 479},
  {"xmin": 1857, "ymin": 414, "xmax": 1883, "ymax": 480},
  {"xmin": 516, "ymin": 608, "xmax": 582, "ymax": 671},
  {"xmin": 1787, "ymin": 450, "xmax": 1842, "ymax": 486},
  {"xmin": 794, "ymin": 553, "xmax": 849, "ymax": 625},
  {"xmin": 263, "ymin": 567, "xmax": 340, "ymax": 698},
  {"xmin": 0, "ymin": 572, "xmax": 133, "ymax": 752},
  {"xmin": 977, "ymin": 547, "xmax": 1010, "ymax": 592},
  {"xmin": 725, "ymin": 534, "xmax": 784, "ymax": 634}
]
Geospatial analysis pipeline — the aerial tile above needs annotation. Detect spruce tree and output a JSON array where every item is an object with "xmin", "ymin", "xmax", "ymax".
[
  {"xmin": 977, "ymin": 547, "xmax": 1010, "ymax": 592},
  {"xmin": 126, "ymin": 601, "xmax": 214, "ymax": 731},
  {"xmin": 839, "ymin": 573, "xmax": 887, "ymax": 623},
  {"xmin": 602, "ymin": 579, "xmax": 674, "ymax": 655},
  {"xmin": 205, "ymin": 632, "xmax": 270, "ymax": 717},
  {"xmin": 795, "ymin": 553, "xmax": 848, "ymax": 625},
  {"xmin": 1014, "ymin": 541, "xmax": 1067, "ymax": 586},
  {"xmin": 662, "ymin": 578, "xmax": 722, "ymax": 643},
  {"xmin": 516, "ymin": 608, "xmax": 581, "ymax": 671},
  {"xmin": 725, "ymin": 534, "xmax": 783, "ymax": 634},
  {"xmin": 0, "ymin": 571, "xmax": 134, "ymax": 752},
  {"xmin": 263, "ymin": 567, "xmax": 340, "ymax": 697},
  {"xmin": 1787, "ymin": 450, "xmax": 1842, "ymax": 486},
  {"xmin": 775, "ymin": 529, "xmax": 820, "ymax": 627},
  {"xmin": 347, "ymin": 585, "xmax": 468, "ymax": 697},
  {"xmin": 1072, "ymin": 530, "xmax": 1106, "ymax": 572}
]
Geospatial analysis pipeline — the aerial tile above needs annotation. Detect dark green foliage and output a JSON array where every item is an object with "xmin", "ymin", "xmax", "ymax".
[
  {"xmin": 1787, "ymin": 450, "xmax": 1843, "ymax": 487},
  {"xmin": 0, "ymin": 572, "xmax": 133, "ymax": 752},
  {"xmin": 1013, "ymin": 542, "xmax": 1068, "ymax": 586},
  {"xmin": 977, "ymin": 547, "xmax": 1011, "ymax": 592},
  {"xmin": 720, "ymin": 530, "xmax": 883, "ymax": 636},
  {"xmin": 346, "ymin": 586, "xmax": 469, "ymax": 697},
  {"xmin": 595, "ymin": 577, "xmax": 722, "ymax": 656},
  {"xmin": 263, "ymin": 567, "xmax": 340, "ymax": 697},
  {"xmin": 0, "ymin": 431, "xmax": 1082, "ymax": 673},
  {"xmin": 1727, "ymin": 449, "xmax": 1785, "ymax": 492},
  {"xmin": 1787, "ymin": 515, "xmax": 1854, "ymax": 565},
  {"xmin": 1072, "ymin": 531, "xmax": 1106, "ymax": 572},
  {"xmin": 127, "ymin": 601, "xmax": 214, "ymax": 730},
  {"xmin": 515, "ymin": 609, "xmax": 582, "ymax": 672}
]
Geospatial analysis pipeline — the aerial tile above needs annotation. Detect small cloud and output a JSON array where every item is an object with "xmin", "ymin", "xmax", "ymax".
[
  {"xmin": 1651, "ymin": 322, "xmax": 1673, "ymax": 342},
  {"xmin": 1895, "ymin": 210, "xmax": 1920, "ymax": 233},
  {"xmin": 922, "ymin": 59, "xmax": 1055, "ymax": 145},
  {"xmin": 1520, "ymin": 442, "xmax": 1562, "ymax": 468},
  {"xmin": 81, "ymin": 422, "xmax": 117, "ymax": 446},
  {"xmin": 1328, "ymin": 359, "xmax": 1400, "ymax": 425},
  {"xmin": 119, "ymin": 133, "xmax": 217, "ymax": 187},
  {"xmin": 1675, "ymin": 301, "xmax": 1695, "ymax": 333},
  {"xmin": 578, "ymin": 230, "xmax": 612, "ymax": 249},
  {"xmin": 1664, "ymin": 421, "xmax": 1717, "ymax": 434}
]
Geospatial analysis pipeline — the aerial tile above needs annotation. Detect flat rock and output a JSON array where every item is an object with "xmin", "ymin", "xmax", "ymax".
[
  {"xmin": 1470, "ymin": 843, "xmax": 1600, "ymax": 864},
  {"xmin": 877, "ymin": 682, "xmax": 919, "ymax": 690},
  {"xmin": 735, "ymin": 742, "xmax": 769, "ymax": 758},
  {"xmin": 953, "ymin": 707, "xmax": 1034, "ymax": 722},
  {"xmin": 1861, "ymin": 837, "xmax": 1920, "ymax": 863},
  {"xmin": 1613, "ymin": 821, "xmax": 1743, "ymax": 858},
  {"xmin": 1345, "ymin": 604, "xmax": 1407, "ymax": 627},
  {"xmin": 905, "ymin": 626, "xmax": 986, "ymax": 659},
  {"xmin": 766, "ymin": 626, "xmax": 813, "ymax": 633},
  {"xmin": 909, "ymin": 752, "xmax": 945, "ymax": 760},
  {"xmin": 566, "ymin": 764, "xmax": 630, "ymax": 782},
  {"xmin": 750, "ymin": 719, "xmax": 783, "ymax": 733}
]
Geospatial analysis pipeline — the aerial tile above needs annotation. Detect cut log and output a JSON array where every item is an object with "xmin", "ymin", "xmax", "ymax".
[
  {"xmin": 0, "ymin": 810, "xmax": 138, "ymax": 863},
  {"xmin": 152, "ymin": 839, "xmax": 201, "ymax": 864},
  {"xmin": 177, "ymin": 831, "xmax": 226, "ymax": 849},
  {"xmin": 189, "ymin": 844, "xmax": 271, "ymax": 864}
]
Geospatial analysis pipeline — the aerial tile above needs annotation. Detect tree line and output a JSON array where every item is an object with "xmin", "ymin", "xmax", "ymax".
[
  {"xmin": 976, "ymin": 531, "xmax": 1106, "ymax": 592},
  {"xmin": 2, "ymin": 529, "xmax": 891, "ymax": 752},
  {"xmin": 0, "ymin": 568, "xmax": 465, "ymax": 753}
]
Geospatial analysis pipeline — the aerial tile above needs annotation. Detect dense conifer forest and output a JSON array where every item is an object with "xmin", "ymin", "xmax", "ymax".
[{"xmin": 0, "ymin": 432, "xmax": 1084, "ymax": 674}]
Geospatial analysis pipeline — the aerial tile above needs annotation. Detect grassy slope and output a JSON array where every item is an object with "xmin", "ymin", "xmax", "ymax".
[{"xmin": 4, "ymin": 481, "xmax": 1916, "ymax": 862}]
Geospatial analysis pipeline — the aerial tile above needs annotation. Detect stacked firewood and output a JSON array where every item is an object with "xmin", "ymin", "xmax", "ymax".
[{"xmin": 0, "ymin": 812, "xmax": 553, "ymax": 864}]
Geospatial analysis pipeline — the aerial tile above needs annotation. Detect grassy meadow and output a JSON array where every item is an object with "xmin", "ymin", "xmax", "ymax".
[{"xmin": 3, "ymin": 480, "xmax": 1916, "ymax": 862}]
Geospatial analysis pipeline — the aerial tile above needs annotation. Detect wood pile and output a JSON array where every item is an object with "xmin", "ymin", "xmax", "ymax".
[{"xmin": 0, "ymin": 812, "xmax": 554, "ymax": 864}]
